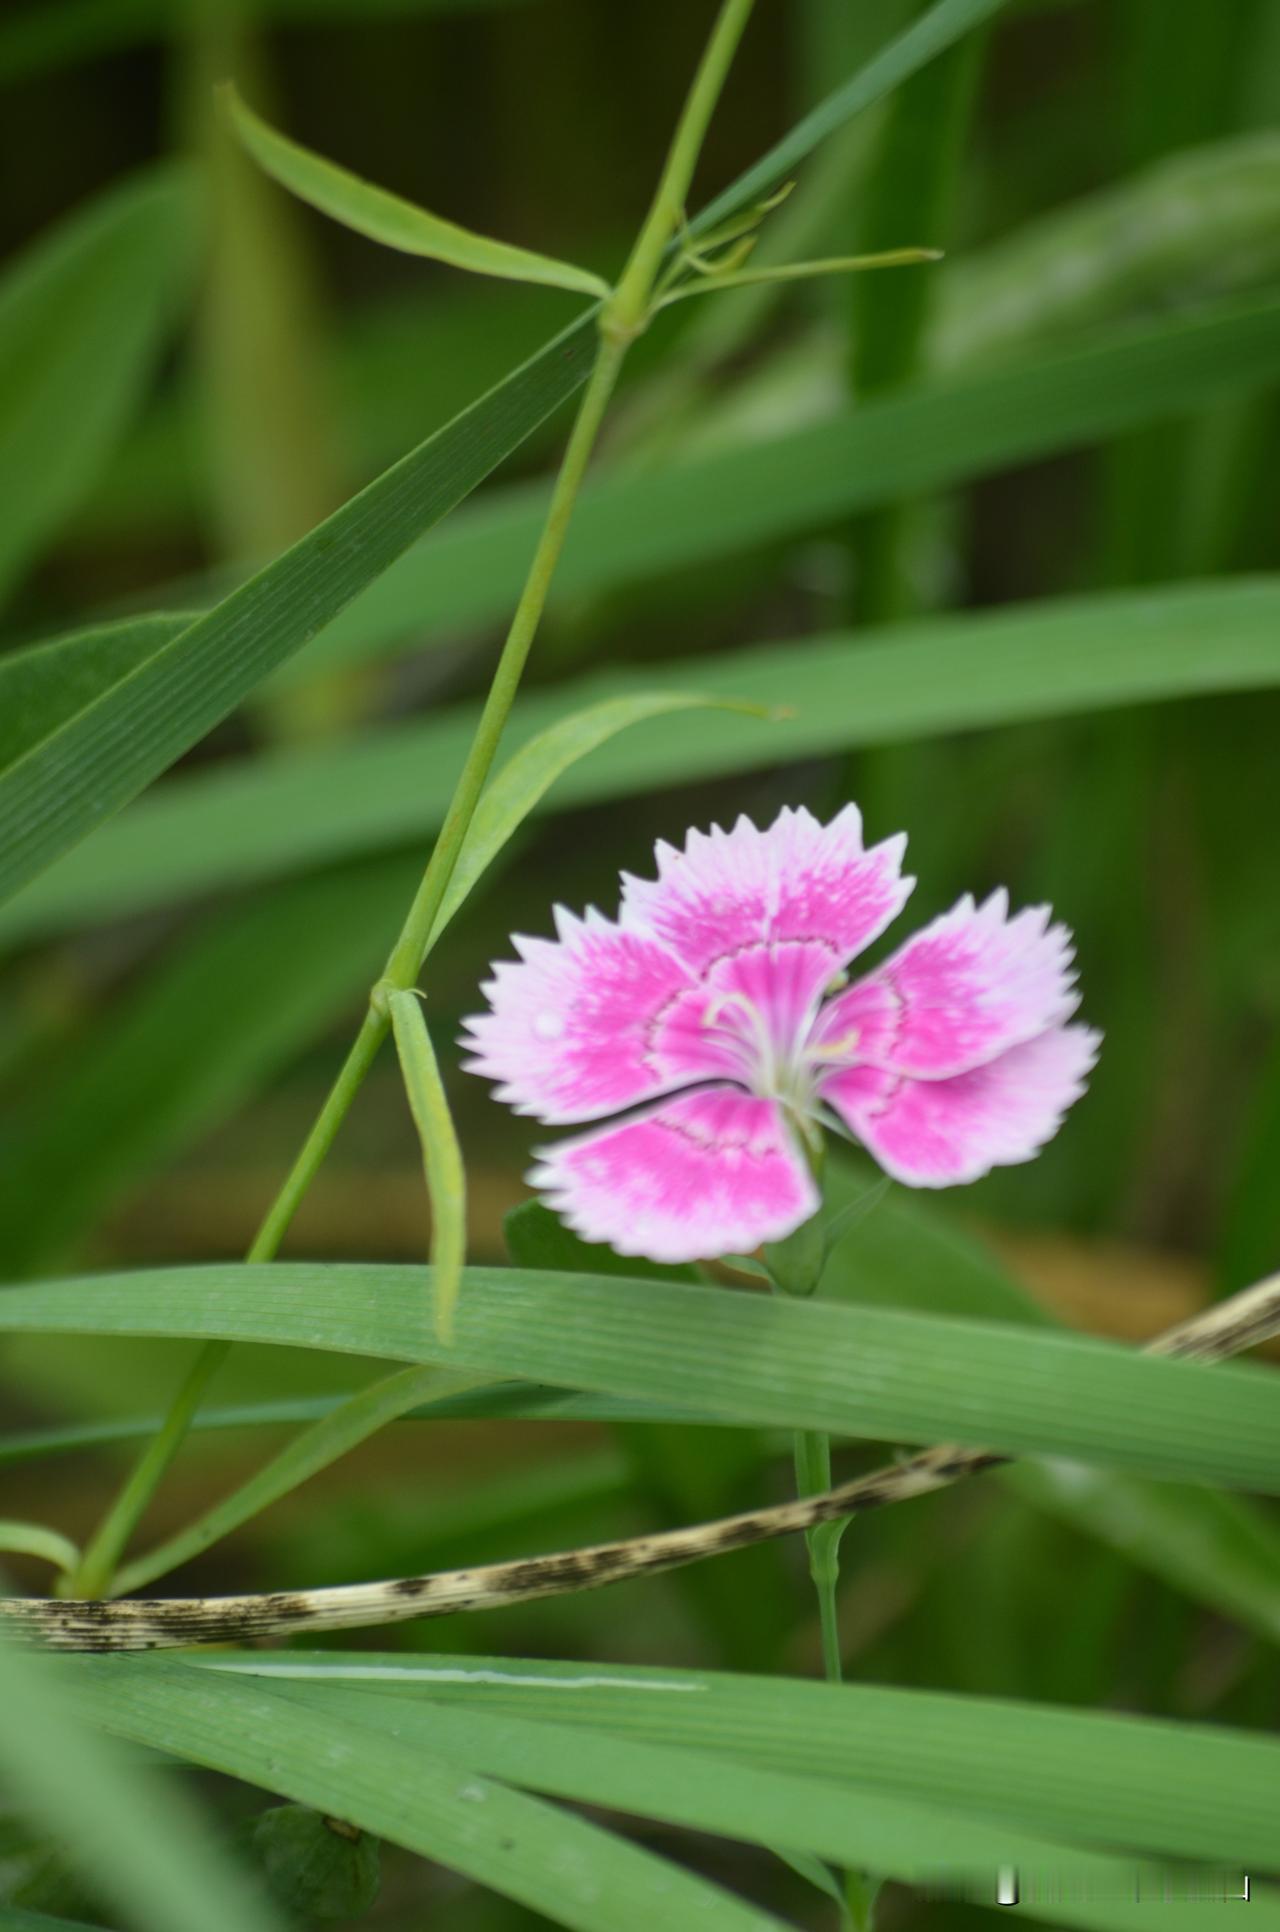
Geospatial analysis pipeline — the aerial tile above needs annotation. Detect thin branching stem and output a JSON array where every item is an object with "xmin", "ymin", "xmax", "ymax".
[{"xmin": 64, "ymin": 0, "xmax": 757, "ymax": 1602}]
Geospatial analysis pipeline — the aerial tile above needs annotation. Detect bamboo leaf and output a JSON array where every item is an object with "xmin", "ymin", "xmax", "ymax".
[
  {"xmin": 225, "ymin": 86, "xmax": 610, "ymax": 298},
  {"xmin": 1, "ymin": 1263, "xmax": 1277, "ymax": 1491},
  {"xmin": 6, "ymin": 576, "xmax": 1276, "ymax": 944},
  {"xmin": 0, "ymin": 167, "xmax": 198, "ymax": 607},
  {"xmin": 387, "ymin": 991, "xmax": 466, "ymax": 1341}
]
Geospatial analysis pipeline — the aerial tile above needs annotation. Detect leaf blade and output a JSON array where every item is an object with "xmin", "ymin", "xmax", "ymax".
[
  {"xmin": 0, "ymin": 1640, "xmax": 283, "ymax": 1932},
  {"xmin": 1, "ymin": 1262, "xmax": 1277, "ymax": 1491},
  {"xmin": 66, "ymin": 1657, "xmax": 786, "ymax": 1932},
  {"xmin": 6, "ymin": 576, "xmax": 1276, "ymax": 943},
  {"xmin": 225, "ymin": 1649, "xmax": 1280, "ymax": 1873},
  {"xmin": 0, "ymin": 307, "xmax": 596, "ymax": 912},
  {"xmin": 430, "ymin": 691, "xmax": 761, "ymax": 946},
  {"xmin": 387, "ymin": 991, "xmax": 466, "ymax": 1341},
  {"xmin": 0, "ymin": 166, "xmax": 198, "ymax": 607},
  {"xmin": 226, "ymin": 85, "xmax": 610, "ymax": 298}
]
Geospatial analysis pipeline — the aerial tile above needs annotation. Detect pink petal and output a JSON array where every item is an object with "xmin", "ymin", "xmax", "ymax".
[
  {"xmin": 620, "ymin": 804, "xmax": 913, "ymax": 979},
  {"xmin": 460, "ymin": 907, "xmax": 700, "ymax": 1125},
  {"xmin": 528, "ymin": 1088, "xmax": 821, "ymax": 1263},
  {"xmin": 823, "ymin": 889, "xmax": 1080, "ymax": 1079},
  {"xmin": 823, "ymin": 1023, "xmax": 1101, "ymax": 1188}
]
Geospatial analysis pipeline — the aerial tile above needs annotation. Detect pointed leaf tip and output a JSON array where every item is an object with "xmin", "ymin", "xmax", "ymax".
[{"xmin": 224, "ymin": 85, "xmax": 611, "ymax": 300}]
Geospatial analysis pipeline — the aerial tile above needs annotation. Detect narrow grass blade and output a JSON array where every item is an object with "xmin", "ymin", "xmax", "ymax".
[
  {"xmin": 821, "ymin": 1165, "xmax": 1280, "ymax": 1644},
  {"xmin": 0, "ymin": 856, "xmax": 415, "ymax": 1277},
  {"xmin": 0, "ymin": 1522, "xmax": 79, "ymax": 1575},
  {"xmin": 230, "ymin": 1650, "xmax": 1280, "ymax": 1872},
  {"xmin": 212, "ymin": 1672, "xmax": 1249, "ymax": 1930},
  {"xmin": 6, "ymin": 576, "xmax": 1275, "ymax": 943},
  {"xmin": 934, "ymin": 129, "xmax": 1280, "ymax": 371},
  {"xmin": 283, "ymin": 291, "xmax": 1280, "ymax": 682},
  {"xmin": 388, "ymin": 992, "xmax": 466, "ymax": 1341},
  {"xmin": 0, "ymin": 306, "xmax": 596, "ymax": 912},
  {"xmin": 112, "ymin": 1365, "xmax": 484, "ymax": 1595},
  {"xmin": 66, "ymin": 1658, "xmax": 785, "ymax": 1932},
  {"xmin": 0, "ymin": 615, "xmax": 191, "ymax": 777},
  {"xmin": 0, "ymin": 1639, "xmax": 282, "ymax": 1932},
  {"xmin": 226, "ymin": 86, "xmax": 609, "ymax": 298},
  {"xmin": 429, "ymin": 691, "xmax": 764, "ymax": 946},
  {"xmin": 2, "ymin": 1262, "xmax": 1278, "ymax": 1490},
  {"xmin": 0, "ymin": 167, "xmax": 198, "ymax": 607},
  {"xmin": 693, "ymin": 0, "xmax": 1012, "ymax": 235}
]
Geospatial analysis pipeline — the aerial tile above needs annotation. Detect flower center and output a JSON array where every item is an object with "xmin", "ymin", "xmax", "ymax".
[{"xmin": 699, "ymin": 986, "xmax": 860, "ymax": 1114}]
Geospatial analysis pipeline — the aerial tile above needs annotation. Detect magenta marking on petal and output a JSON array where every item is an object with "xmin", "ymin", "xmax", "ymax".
[
  {"xmin": 528, "ymin": 1087, "xmax": 820, "ymax": 1264},
  {"xmin": 620, "ymin": 804, "xmax": 913, "ymax": 980},
  {"xmin": 459, "ymin": 906, "xmax": 698, "ymax": 1125},
  {"xmin": 825, "ymin": 1022, "xmax": 1101, "ymax": 1188},
  {"xmin": 831, "ymin": 889, "xmax": 1082, "ymax": 1081}
]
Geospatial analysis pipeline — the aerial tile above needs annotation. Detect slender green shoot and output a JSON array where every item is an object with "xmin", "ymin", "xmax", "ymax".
[
  {"xmin": 387, "ymin": 990, "xmax": 467, "ymax": 1342},
  {"xmin": 0, "ymin": 1520, "xmax": 81, "ymax": 1576},
  {"xmin": 655, "ymin": 246, "xmax": 943, "ymax": 310},
  {"xmin": 66, "ymin": 0, "xmax": 759, "ymax": 1597}
]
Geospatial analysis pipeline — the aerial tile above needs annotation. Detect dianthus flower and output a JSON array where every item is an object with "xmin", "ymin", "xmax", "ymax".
[{"xmin": 462, "ymin": 806, "xmax": 1099, "ymax": 1263}]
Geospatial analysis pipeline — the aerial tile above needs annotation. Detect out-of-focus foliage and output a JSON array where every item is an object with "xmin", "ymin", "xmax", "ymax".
[{"xmin": 1, "ymin": 0, "xmax": 1277, "ymax": 1926}]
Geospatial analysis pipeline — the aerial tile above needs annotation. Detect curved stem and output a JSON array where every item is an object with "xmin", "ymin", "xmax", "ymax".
[{"xmin": 64, "ymin": 1340, "xmax": 230, "ymax": 1600}]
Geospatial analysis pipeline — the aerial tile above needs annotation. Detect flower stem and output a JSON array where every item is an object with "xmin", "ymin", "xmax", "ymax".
[
  {"xmin": 792, "ymin": 1427, "xmax": 845, "ymax": 1684},
  {"xmin": 65, "ymin": 0, "xmax": 756, "ymax": 1601}
]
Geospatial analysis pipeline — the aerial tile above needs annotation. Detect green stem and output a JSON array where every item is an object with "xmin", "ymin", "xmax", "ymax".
[
  {"xmin": 64, "ymin": 1339, "xmax": 231, "ymax": 1599},
  {"xmin": 792, "ymin": 1428, "xmax": 845, "ymax": 1683},
  {"xmin": 113, "ymin": 1365, "xmax": 483, "ymax": 1597},
  {"xmin": 606, "ymin": 0, "xmax": 756, "ymax": 338},
  {"xmin": 66, "ymin": 0, "xmax": 756, "ymax": 1602},
  {"xmin": 62, "ymin": 1010, "xmax": 385, "ymax": 1599},
  {"xmin": 380, "ymin": 332, "xmax": 626, "ymax": 988}
]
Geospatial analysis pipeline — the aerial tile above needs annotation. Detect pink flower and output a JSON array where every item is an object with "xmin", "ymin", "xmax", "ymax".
[{"xmin": 462, "ymin": 806, "xmax": 1100, "ymax": 1264}]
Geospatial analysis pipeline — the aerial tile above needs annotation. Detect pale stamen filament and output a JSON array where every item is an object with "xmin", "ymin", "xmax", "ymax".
[
  {"xmin": 804, "ymin": 1025, "xmax": 861, "ymax": 1069},
  {"xmin": 700, "ymin": 989, "xmax": 779, "ymax": 1088}
]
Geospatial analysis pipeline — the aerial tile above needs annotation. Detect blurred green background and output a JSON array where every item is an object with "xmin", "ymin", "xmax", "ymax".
[{"xmin": 1, "ymin": 0, "xmax": 1278, "ymax": 1924}]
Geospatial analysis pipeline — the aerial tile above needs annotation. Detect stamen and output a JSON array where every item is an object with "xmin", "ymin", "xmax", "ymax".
[
  {"xmin": 805, "ymin": 1025, "xmax": 861, "ymax": 1068},
  {"xmin": 700, "ymin": 989, "xmax": 780, "ymax": 1094}
]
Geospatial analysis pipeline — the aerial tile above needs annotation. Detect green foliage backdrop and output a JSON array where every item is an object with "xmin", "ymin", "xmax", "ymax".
[{"xmin": 0, "ymin": 0, "xmax": 1277, "ymax": 1927}]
